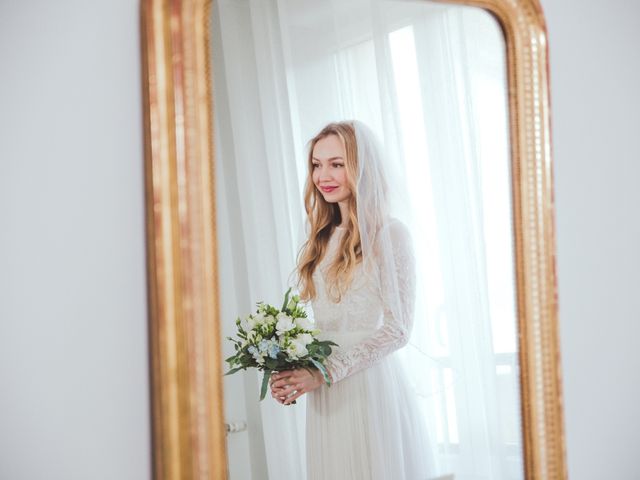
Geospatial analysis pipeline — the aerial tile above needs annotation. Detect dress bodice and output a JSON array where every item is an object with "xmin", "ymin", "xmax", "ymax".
[
  {"xmin": 311, "ymin": 227, "xmax": 384, "ymax": 333},
  {"xmin": 307, "ymin": 219, "xmax": 417, "ymax": 384}
]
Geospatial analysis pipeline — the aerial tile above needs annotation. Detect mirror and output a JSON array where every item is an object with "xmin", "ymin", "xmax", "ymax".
[
  {"xmin": 212, "ymin": 1, "xmax": 522, "ymax": 478},
  {"xmin": 140, "ymin": 0, "xmax": 566, "ymax": 477}
]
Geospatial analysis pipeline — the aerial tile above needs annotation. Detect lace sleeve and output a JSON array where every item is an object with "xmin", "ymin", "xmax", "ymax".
[{"xmin": 324, "ymin": 220, "xmax": 416, "ymax": 384}]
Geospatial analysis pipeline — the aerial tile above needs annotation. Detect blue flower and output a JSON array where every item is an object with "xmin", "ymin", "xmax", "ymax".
[
  {"xmin": 258, "ymin": 339, "xmax": 270, "ymax": 353},
  {"xmin": 248, "ymin": 345, "xmax": 258, "ymax": 355},
  {"xmin": 268, "ymin": 343, "xmax": 280, "ymax": 359}
]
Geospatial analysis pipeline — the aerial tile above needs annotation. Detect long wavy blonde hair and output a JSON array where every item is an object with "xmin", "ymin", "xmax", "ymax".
[{"xmin": 296, "ymin": 121, "xmax": 362, "ymax": 302}]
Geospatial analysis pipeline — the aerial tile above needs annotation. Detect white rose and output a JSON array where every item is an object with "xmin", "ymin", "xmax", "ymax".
[
  {"xmin": 295, "ymin": 316, "xmax": 314, "ymax": 331},
  {"xmin": 276, "ymin": 313, "xmax": 295, "ymax": 335},
  {"xmin": 297, "ymin": 333, "xmax": 314, "ymax": 346},
  {"xmin": 286, "ymin": 339, "xmax": 308, "ymax": 359},
  {"xmin": 253, "ymin": 313, "xmax": 266, "ymax": 326}
]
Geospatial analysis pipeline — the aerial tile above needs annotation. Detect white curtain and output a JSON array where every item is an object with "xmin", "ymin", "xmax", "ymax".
[
  {"xmin": 213, "ymin": 1, "xmax": 308, "ymax": 479},
  {"xmin": 214, "ymin": 0, "xmax": 522, "ymax": 478}
]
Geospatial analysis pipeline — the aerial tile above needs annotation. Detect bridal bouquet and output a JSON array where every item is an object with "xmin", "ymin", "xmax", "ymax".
[{"xmin": 224, "ymin": 288, "xmax": 338, "ymax": 403}]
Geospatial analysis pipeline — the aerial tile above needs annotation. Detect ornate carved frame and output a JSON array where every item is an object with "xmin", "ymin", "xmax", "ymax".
[{"xmin": 140, "ymin": 0, "xmax": 566, "ymax": 478}]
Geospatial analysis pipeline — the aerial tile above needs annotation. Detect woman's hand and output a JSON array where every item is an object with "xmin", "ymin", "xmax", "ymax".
[{"xmin": 269, "ymin": 368, "xmax": 325, "ymax": 405}]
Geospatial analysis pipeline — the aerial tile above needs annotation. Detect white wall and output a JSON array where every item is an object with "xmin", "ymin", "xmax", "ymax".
[
  {"xmin": 541, "ymin": 0, "xmax": 640, "ymax": 478},
  {"xmin": 0, "ymin": 1, "xmax": 151, "ymax": 479}
]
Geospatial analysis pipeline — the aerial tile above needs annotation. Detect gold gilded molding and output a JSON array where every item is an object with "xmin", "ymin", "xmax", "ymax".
[
  {"xmin": 140, "ymin": 0, "xmax": 566, "ymax": 479},
  {"xmin": 458, "ymin": 0, "xmax": 567, "ymax": 479},
  {"xmin": 141, "ymin": 0, "xmax": 226, "ymax": 479},
  {"xmin": 433, "ymin": 0, "xmax": 567, "ymax": 478},
  {"xmin": 437, "ymin": 0, "xmax": 567, "ymax": 479}
]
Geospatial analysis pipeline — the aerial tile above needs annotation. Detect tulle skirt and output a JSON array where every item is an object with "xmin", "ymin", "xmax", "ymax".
[{"xmin": 306, "ymin": 331, "xmax": 438, "ymax": 480}]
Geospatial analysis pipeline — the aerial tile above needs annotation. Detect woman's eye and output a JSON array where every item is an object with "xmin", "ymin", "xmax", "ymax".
[{"xmin": 312, "ymin": 162, "xmax": 342, "ymax": 169}]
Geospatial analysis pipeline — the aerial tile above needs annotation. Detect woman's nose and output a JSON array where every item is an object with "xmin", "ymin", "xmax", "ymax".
[{"xmin": 318, "ymin": 166, "xmax": 333, "ymax": 180}]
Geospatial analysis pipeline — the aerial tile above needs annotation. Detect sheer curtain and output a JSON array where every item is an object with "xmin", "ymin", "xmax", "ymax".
[
  {"xmin": 213, "ymin": 1, "xmax": 308, "ymax": 479},
  {"xmin": 214, "ymin": 0, "xmax": 522, "ymax": 478}
]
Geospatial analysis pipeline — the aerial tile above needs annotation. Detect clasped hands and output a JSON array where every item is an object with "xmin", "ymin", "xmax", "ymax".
[{"xmin": 269, "ymin": 367, "xmax": 325, "ymax": 405}]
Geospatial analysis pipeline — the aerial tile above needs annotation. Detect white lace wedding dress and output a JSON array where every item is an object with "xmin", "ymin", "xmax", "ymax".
[{"xmin": 306, "ymin": 220, "xmax": 437, "ymax": 480}]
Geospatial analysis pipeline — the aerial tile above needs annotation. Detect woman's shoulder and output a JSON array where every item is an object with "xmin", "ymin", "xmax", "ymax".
[
  {"xmin": 371, "ymin": 217, "xmax": 413, "ymax": 260},
  {"xmin": 380, "ymin": 217, "xmax": 411, "ymax": 241}
]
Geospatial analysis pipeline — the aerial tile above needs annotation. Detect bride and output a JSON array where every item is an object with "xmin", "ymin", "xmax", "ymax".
[{"xmin": 269, "ymin": 120, "xmax": 437, "ymax": 479}]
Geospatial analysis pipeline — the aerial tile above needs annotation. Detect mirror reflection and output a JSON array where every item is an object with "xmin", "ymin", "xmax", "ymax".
[{"xmin": 212, "ymin": 0, "xmax": 523, "ymax": 479}]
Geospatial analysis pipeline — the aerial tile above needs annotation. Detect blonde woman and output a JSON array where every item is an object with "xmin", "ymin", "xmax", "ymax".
[{"xmin": 270, "ymin": 121, "xmax": 436, "ymax": 479}]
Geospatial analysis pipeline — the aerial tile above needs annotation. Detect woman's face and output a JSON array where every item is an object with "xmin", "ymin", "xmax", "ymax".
[{"xmin": 311, "ymin": 134, "xmax": 351, "ymax": 204}]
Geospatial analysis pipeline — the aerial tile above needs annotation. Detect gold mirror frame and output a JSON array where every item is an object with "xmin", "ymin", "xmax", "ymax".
[{"xmin": 140, "ymin": 0, "xmax": 567, "ymax": 478}]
